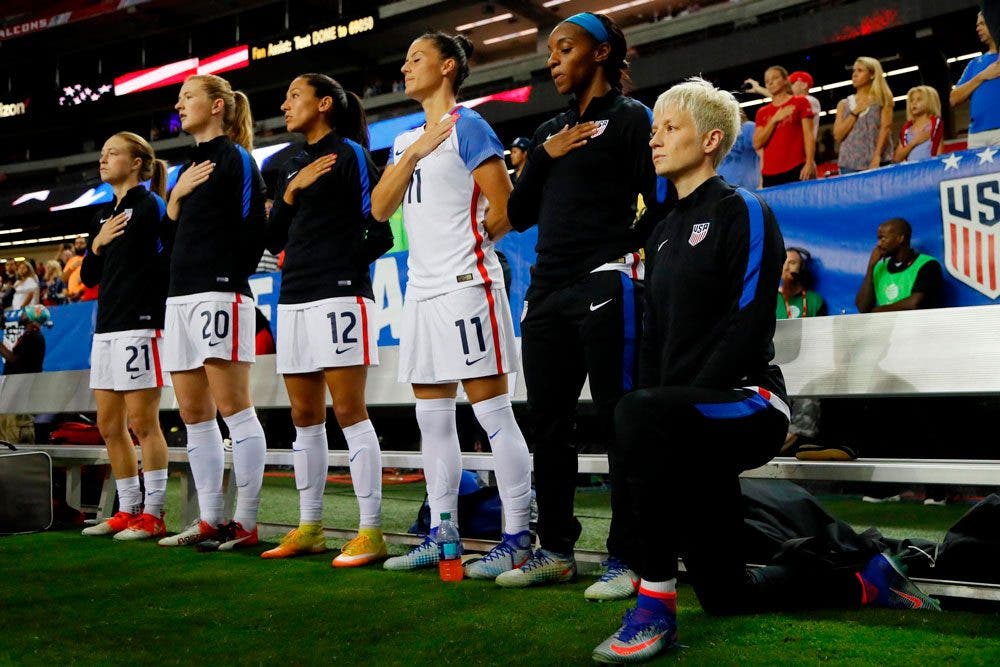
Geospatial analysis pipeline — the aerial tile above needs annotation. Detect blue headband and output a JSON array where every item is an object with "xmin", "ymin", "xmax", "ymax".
[{"xmin": 564, "ymin": 13, "xmax": 609, "ymax": 44}]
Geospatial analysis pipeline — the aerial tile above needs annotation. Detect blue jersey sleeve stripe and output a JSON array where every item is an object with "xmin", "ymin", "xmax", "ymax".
[
  {"xmin": 620, "ymin": 273, "xmax": 637, "ymax": 392},
  {"xmin": 236, "ymin": 145, "xmax": 252, "ymax": 219},
  {"xmin": 642, "ymin": 103, "xmax": 671, "ymax": 205},
  {"xmin": 695, "ymin": 393, "xmax": 768, "ymax": 419},
  {"xmin": 456, "ymin": 109, "xmax": 504, "ymax": 172},
  {"xmin": 151, "ymin": 192, "xmax": 167, "ymax": 220},
  {"xmin": 344, "ymin": 139, "xmax": 372, "ymax": 217},
  {"xmin": 736, "ymin": 188, "xmax": 764, "ymax": 310}
]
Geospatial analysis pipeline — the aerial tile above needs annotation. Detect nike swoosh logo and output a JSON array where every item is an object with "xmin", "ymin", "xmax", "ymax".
[
  {"xmin": 590, "ymin": 299, "xmax": 613, "ymax": 311},
  {"xmin": 611, "ymin": 632, "xmax": 668, "ymax": 656},
  {"xmin": 395, "ymin": 149, "xmax": 404, "ymax": 156},
  {"xmin": 349, "ymin": 450, "xmax": 361, "ymax": 462},
  {"xmin": 488, "ymin": 428, "xmax": 501, "ymax": 440},
  {"xmin": 890, "ymin": 587, "xmax": 923, "ymax": 609},
  {"xmin": 657, "ymin": 239, "xmax": 668, "ymax": 252},
  {"xmin": 234, "ymin": 437, "xmax": 247, "ymax": 445},
  {"xmin": 208, "ymin": 341, "xmax": 222, "ymax": 347},
  {"xmin": 129, "ymin": 373, "xmax": 145, "ymax": 379},
  {"xmin": 287, "ymin": 170, "xmax": 299, "ymax": 179},
  {"xmin": 465, "ymin": 356, "xmax": 486, "ymax": 365},
  {"xmin": 291, "ymin": 448, "xmax": 305, "ymax": 452},
  {"xmin": 336, "ymin": 346, "xmax": 355, "ymax": 354}
]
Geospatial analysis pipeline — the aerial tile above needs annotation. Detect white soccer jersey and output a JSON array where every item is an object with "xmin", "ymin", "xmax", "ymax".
[{"xmin": 390, "ymin": 106, "xmax": 505, "ymax": 300}]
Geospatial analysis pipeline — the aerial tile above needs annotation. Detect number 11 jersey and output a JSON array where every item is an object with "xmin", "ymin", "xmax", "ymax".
[{"xmin": 389, "ymin": 106, "xmax": 505, "ymax": 301}]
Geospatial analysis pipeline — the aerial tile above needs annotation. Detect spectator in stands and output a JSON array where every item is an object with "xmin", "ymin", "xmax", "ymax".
[
  {"xmin": 718, "ymin": 108, "xmax": 760, "ymax": 189},
  {"xmin": 12, "ymin": 260, "xmax": 39, "ymax": 310},
  {"xmin": 508, "ymin": 136, "xmax": 530, "ymax": 184},
  {"xmin": 0, "ymin": 305, "xmax": 50, "ymax": 444},
  {"xmin": 775, "ymin": 248, "xmax": 852, "ymax": 460},
  {"xmin": 40, "ymin": 260, "xmax": 67, "ymax": 306},
  {"xmin": 56, "ymin": 243, "xmax": 73, "ymax": 267},
  {"xmin": 855, "ymin": 217, "xmax": 942, "ymax": 313},
  {"xmin": 62, "ymin": 235, "xmax": 88, "ymax": 301},
  {"xmin": 950, "ymin": 11, "xmax": 1000, "ymax": 148},
  {"xmin": 903, "ymin": 88, "xmax": 945, "ymax": 160},
  {"xmin": 752, "ymin": 66, "xmax": 816, "ymax": 186},
  {"xmin": 789, "ymin": 71, "xmax": 821, "ymax": 141},
  {"xmin": 895, "ymin": 86, "xmax": 944, "ymax": 163},
  {"xmin": 834, "ymin": 57, "xmax": 894, "ymax": 173},
  {"xmin": 0, "ymin": 261, "xmax": 16, "ymax": 310}
]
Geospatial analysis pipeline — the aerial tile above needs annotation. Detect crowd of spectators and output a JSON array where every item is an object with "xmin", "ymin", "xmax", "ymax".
[
  {"xmin": 735, "ymin": 10, "xmax": 999, "ymax": 186},
  {"xmin": 0, "ymin": 235, "xmax": 97, "ymax": 315}
]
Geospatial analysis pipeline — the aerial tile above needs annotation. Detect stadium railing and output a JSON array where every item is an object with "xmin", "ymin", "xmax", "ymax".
[{"xmin": 7, "ymin": 305, "xmax": 1000, "ymax": 599}]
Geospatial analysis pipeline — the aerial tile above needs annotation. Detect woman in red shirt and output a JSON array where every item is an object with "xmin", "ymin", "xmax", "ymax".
[{"xmin": 753, "ymin": 66, "xmax": 816, "ymax": 186}]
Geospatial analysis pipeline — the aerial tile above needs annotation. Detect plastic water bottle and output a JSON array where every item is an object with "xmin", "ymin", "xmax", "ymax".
[{"xmin": 437, "ymin": 512, "xmax": 464, "ymax": 582}]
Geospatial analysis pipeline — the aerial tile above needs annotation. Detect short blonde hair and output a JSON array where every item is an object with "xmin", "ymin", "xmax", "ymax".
[
  {"xmin": 653, "ymin": 76, "xmax": 740, "ymax": 167},
  {"xmin": 905, "ymin": 85, "xmax": 941, "ymax": 121}
]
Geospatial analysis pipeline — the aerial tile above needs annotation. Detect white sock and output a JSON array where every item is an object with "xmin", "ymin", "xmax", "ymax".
[
  {"xmin": 293, "ymin": 423, "xmax": 328, "ymax": 525},
  {"xmin": 185, "ymin": 419, "xmax": 225, "ymax": 525},
  {"xmin": 143, "ymin": 468, "xmax": 168, "ymax": 518},
  {"xmin": 472, "ymin": 394, "xmax": 531, "ymax": 534},
  {"xmin": 224, "ymin": 407, "xmax": 266, "ymax": 530},
  {"xmin": 415, "ymin": 398, "xmax": 461, "ymax": 530},
  {"xmin": 116, "ymin": 475, "xmax": 142, "ymax": 515},
  {"xmin": 640, "ymin": 578, "xmax": 677, "ymax": 594},
  {"xmin": 343, "ymin": 419, "xmax": 382, "ymax": 528}
]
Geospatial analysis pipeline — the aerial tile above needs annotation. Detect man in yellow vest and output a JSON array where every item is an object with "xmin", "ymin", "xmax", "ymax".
[{"xmin": 855, "ymin": 217, "xmax": 942, "ymax": 313}]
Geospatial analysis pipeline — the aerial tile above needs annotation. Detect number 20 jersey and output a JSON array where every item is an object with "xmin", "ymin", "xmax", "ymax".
[{"xmin": 389, "ymin": 106, "xmax": 505, "ymax": 301}]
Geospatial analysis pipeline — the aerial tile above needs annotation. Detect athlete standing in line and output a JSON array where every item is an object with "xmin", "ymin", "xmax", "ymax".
[
  {"xmin": 260, "ymin": 73, "xmax": 391, "ymax": 567},
  {"xmin": 80, "ymin": 132, "xmax": 172, "ymax": 540},
  {"xmin": 157, "ymin": 74, "xmax": 269, "ymax": 551},
  {"xmin": 491, "ymin": 13, "xmax": 673, "ymax": 598},
  {"xmin": 370, "ymin": 31, "xmax": 533, "ymax": 578},
  {"xmin": 591, "ymin": 77, "xmax": 938, "ymax": 664}
]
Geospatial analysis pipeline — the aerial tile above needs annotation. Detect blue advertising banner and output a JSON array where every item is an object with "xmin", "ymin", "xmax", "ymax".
[
  {"xmin": 758, "ymin": 148, "xmax": 1000, "ymax": 314},
  {"xmin": 19, "ymin": 149, "xmax": 999, "ymax": 371}
]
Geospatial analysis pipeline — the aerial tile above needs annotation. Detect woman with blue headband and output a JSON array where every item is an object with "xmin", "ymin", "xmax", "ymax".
[{"xmin": 492, "ymin": 12, "xmax": 674, "ymax": 598}]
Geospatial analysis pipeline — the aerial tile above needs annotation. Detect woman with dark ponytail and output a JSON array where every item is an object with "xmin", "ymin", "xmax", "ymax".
[
  {"xmin": 260, "ymin": 73, "xmax": 392, "ymax": 567},
  {"xmin": 371, "ymin": 31, "xmax": 533, "ymax": 579},
  {"xmin": 80, "ymin": 132, "xmax": 172, "ymax": 541},
  {"xmin": 494, "ymin": 13, "xmax": 674, "ymax": 597}
]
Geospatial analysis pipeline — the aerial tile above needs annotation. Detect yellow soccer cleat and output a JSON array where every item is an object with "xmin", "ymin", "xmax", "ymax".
[
  {"xmin": 332, "ymin": 527, "xmax": 388, "ymax": 568},
  {"xmin": 260, "ymin": 524, "xmax": 327, "ymax": 559}
]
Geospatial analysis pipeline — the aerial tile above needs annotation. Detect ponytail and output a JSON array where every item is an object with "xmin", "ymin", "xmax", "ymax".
[
  {"xmin": 149, "ymin": 159, "xmax": 168, "ymax": 199},
  {"xmin": 298, "ymin": 73, "xmax": 369, "ymax": 148},
  {"xmin": 186, "ymin": 74, "xmax": 255, "ymax": 151},
  {"xmin": 339, "ymin": 90, "xmax": 369, "ymax": 149},
  {"xmin": 111, "ymin": 131, "xmax": 166, "ymax": 197},
  {"xmin": 231, "ymin": 91, "xmax": 255, "ymax": 151}
]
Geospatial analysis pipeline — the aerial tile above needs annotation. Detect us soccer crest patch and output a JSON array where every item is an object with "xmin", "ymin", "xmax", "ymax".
[
  {"xmin": 689, "ymin": 222, "xmax": 711, "ymax": 246},
  {"xmin": 940, "ymin": 173, "xmax": 1000, "ymax": 298},
  {"xmin": 590, "ymin": 119, "xmax": 609, "ymax": 138}
]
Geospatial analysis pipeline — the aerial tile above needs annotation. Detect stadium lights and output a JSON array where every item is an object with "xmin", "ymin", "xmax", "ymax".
[
  {"xmin": 0, "ymin": 233, "xmax": 87, "ymax": 248},
  {"xmin": 483, "ymin": 28, "xmax": 538, "ymax": 45},
  {"xmin": 543, "ymin": 0, "xmax": 572, "ymax": 6},
  {"xmin": 596, "ymin": 0, "xmax": 652, "ymax": 14},
  {"xmin": 947, "ymin": 52, "xmax": 983, "ymax": 63},
  {"xmin": 456, "ymin": 13, "xmax": 514, "ymax": 31},
  {"xmin": 740, "ymin": 57, "xmax": 961, "ymax": 111},
  {"xmin": 0, "ymin": 228, "xmax": 25, "ymax": 235}
]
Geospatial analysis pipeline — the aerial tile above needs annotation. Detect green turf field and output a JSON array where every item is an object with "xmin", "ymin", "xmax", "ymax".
[{"xmin": 2, "ymin": 477, "xmax": 999, "ymax": 665}]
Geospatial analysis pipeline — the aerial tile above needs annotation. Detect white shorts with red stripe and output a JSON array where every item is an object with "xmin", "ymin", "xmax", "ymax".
[
  {"xmin": 276, "ymin": 297, "xmax": 379, "ymax": 374},
  {"xmin": 90, "ymin": 329, "xmax": 170, "ymax": 391},
  {"xmin": 161, "ymin": 292, "xmax": 255, "ymax": 372},
  {"xmin": 399, "ymin": 285, "xmax": 519, "ymax": 384}
]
